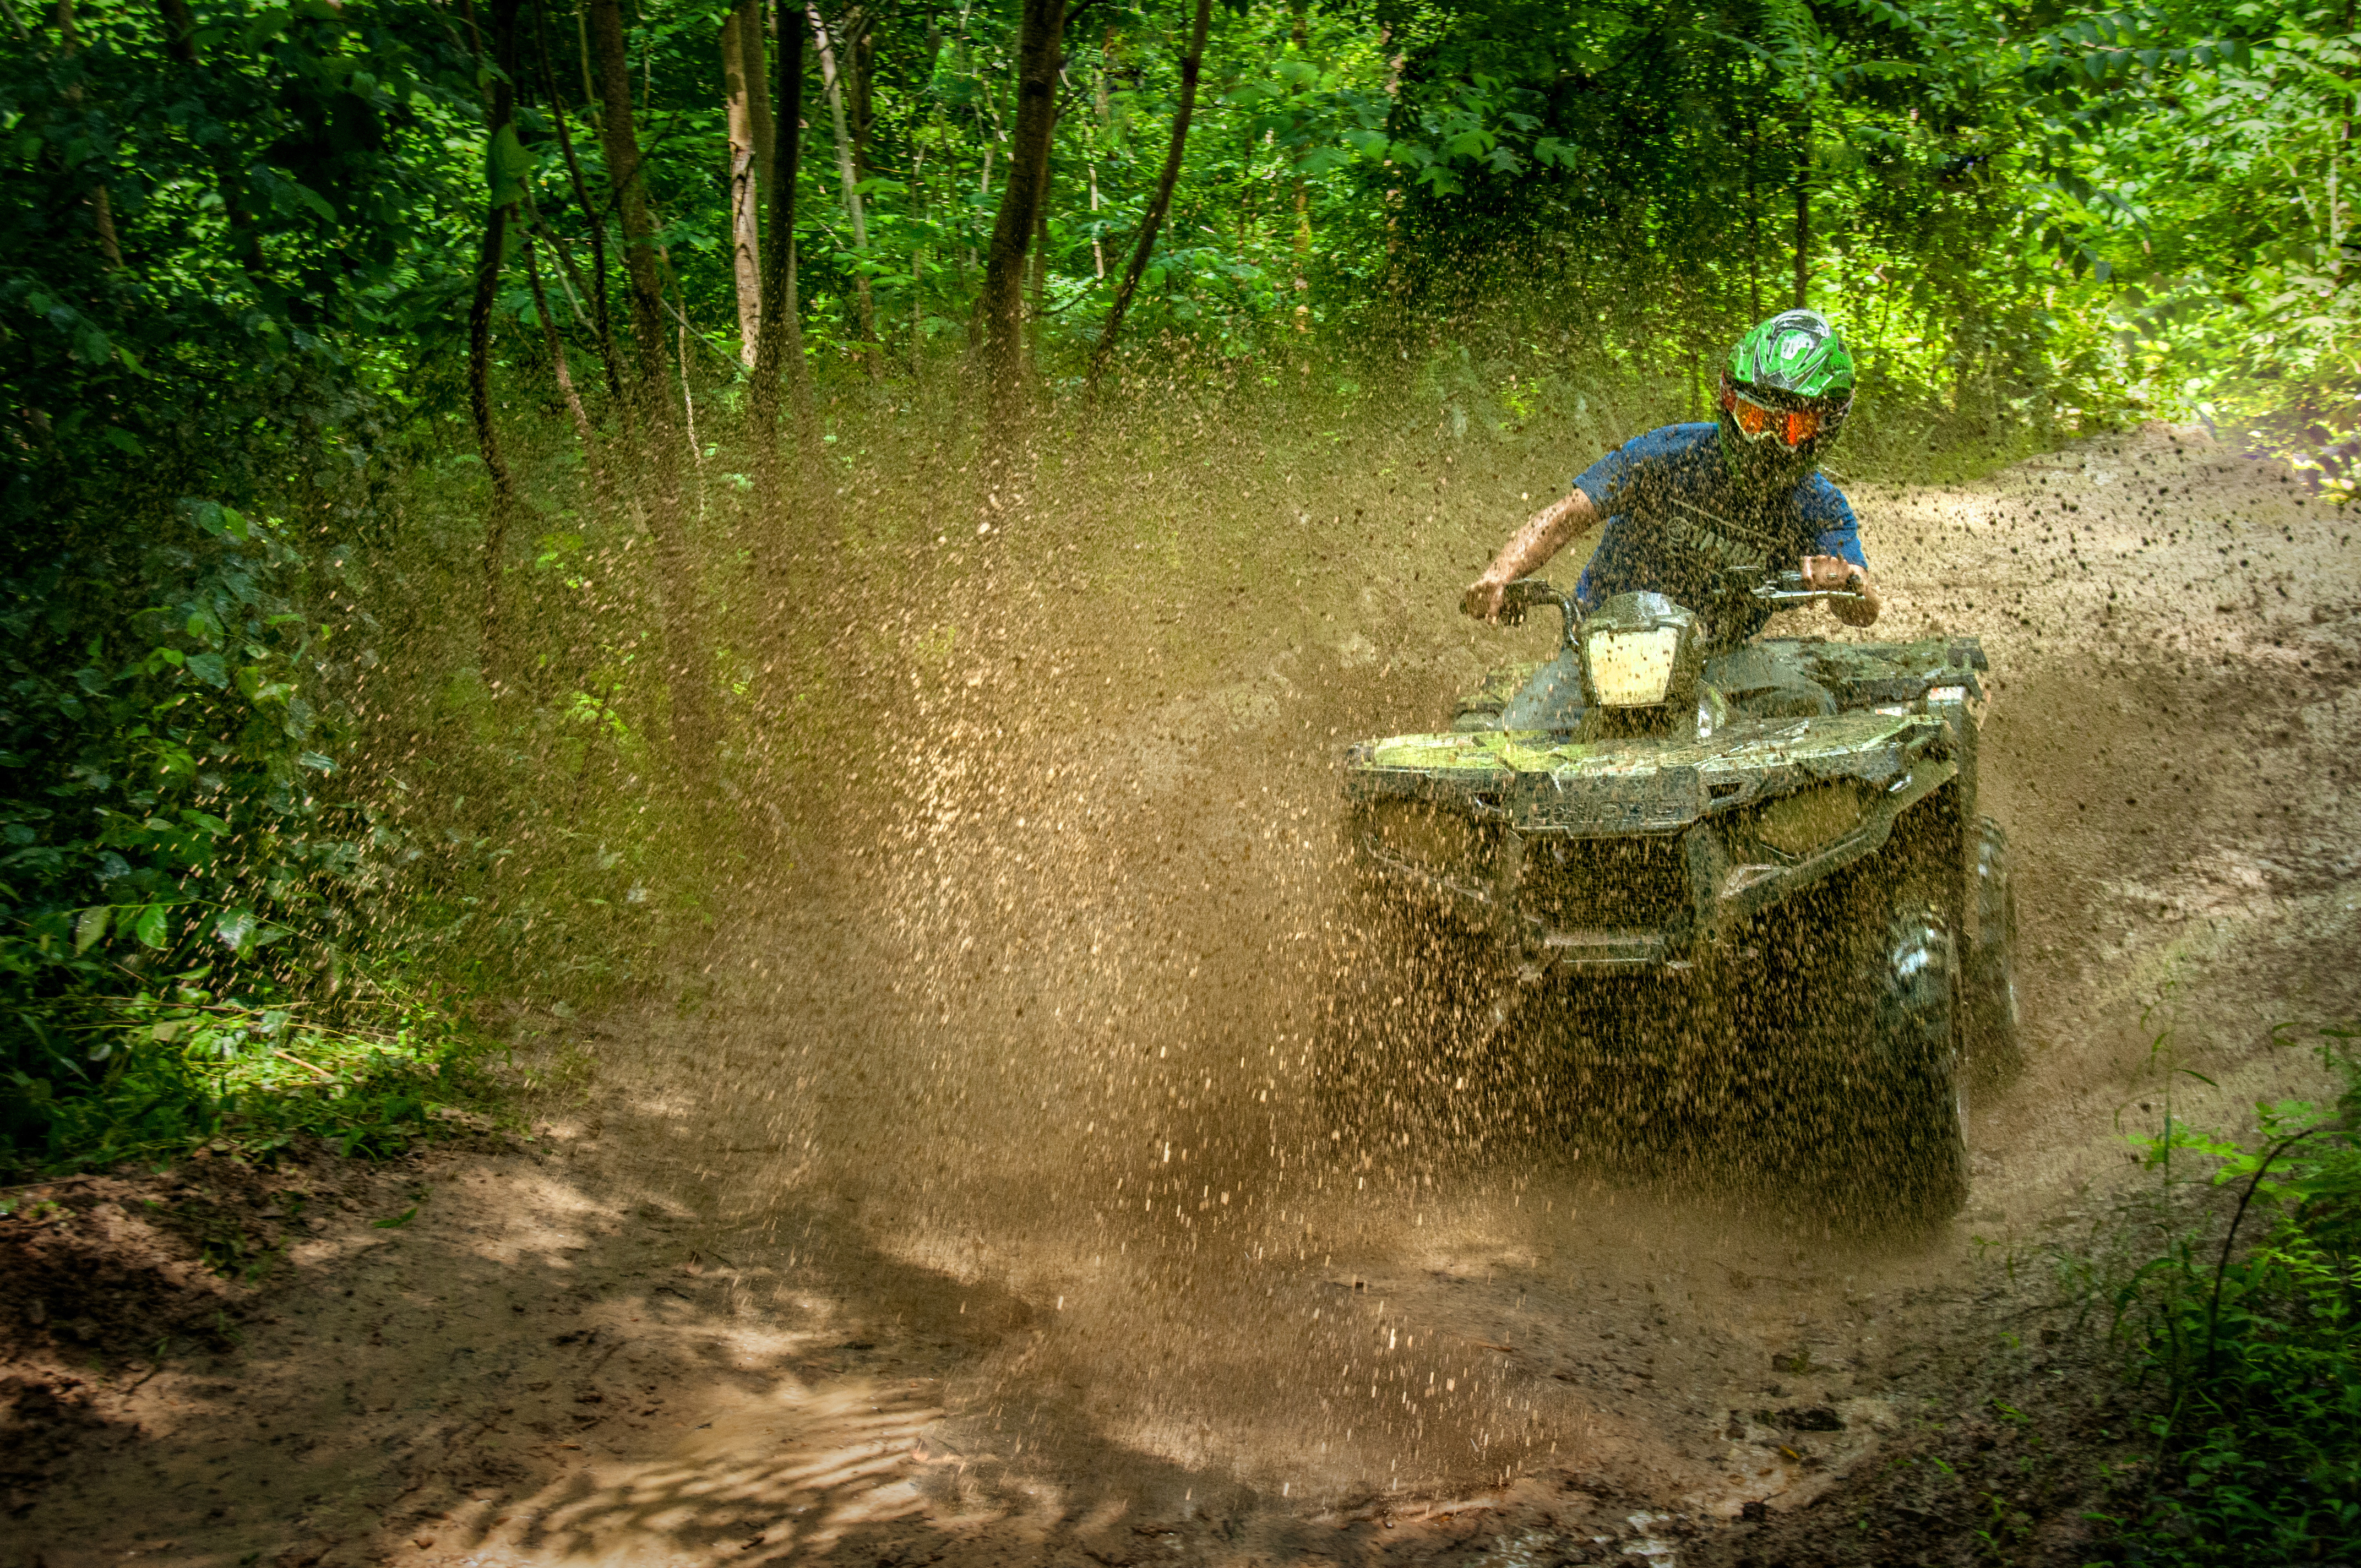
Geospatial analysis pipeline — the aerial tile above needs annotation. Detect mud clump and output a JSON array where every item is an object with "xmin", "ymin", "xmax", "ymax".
[{"xmin": 1690, "ymin": 1362, "xmax": 2151, "ymax": 1567}]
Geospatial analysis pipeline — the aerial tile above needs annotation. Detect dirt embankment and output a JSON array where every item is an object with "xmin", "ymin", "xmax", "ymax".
[{"xmin": 6, "ymin": 423, "xmax": 2359, "ymax": 1568}]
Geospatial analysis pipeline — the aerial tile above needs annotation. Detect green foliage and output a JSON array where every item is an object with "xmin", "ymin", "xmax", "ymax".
[
  {"xmin": 0, "ymin": 0, "xmax": 580, "ymax": 1173},
  {"xmin": 2105, "ymin": 1024, "xmax": 2361, "ymax": 1563},
  {"xmin": 10, "ymin": 974, "xmax": 497, "ymax": 1172},
  {"xmin": 2, "ymin": 0, "xmax": 2352, "ymax": 1168}
]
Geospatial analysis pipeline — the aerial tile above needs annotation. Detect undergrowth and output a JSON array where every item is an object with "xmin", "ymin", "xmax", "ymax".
[
  {"xmin": 6, "ymin": 970, "xmax": 502, "ymax": 1175},
  {"xmin": 2097, "ymin": 1021, "xmax": 2361, "ymax": 1564}
]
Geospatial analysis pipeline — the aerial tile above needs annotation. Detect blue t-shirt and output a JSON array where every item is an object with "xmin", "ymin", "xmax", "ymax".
[{"xmin": 1569, "ymin": 423, "xmax": 1865, "ymax": 643}]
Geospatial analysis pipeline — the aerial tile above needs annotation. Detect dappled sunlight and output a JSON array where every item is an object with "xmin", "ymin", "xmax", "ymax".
[{"xmin": 493, "ymin": 1380, "xmax": 946, "ymax": 1561}]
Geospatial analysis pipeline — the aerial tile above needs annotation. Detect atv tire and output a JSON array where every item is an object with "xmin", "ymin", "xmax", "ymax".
[
  {"xmin": 1771, "ymin": 843, "xmax": 1971, "ymax": 1221},
  {"xmin": 1966, "ymin": 815, "xmax": 2022, "ymax": 1071}
]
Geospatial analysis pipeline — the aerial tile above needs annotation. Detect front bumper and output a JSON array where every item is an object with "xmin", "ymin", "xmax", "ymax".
[{"xmin": 1348, "ymin": 712, "xmax": 1961, "ymax": 974}]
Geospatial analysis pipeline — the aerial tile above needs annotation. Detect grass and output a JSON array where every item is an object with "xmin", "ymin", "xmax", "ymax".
[
  {"xmin": 3, "ymin": 967, "xmax": 507, "ymax": 1178},
  {"xmin": 2096, "ymin": 1022, "xmax": 2361, "ymax": 1562}
]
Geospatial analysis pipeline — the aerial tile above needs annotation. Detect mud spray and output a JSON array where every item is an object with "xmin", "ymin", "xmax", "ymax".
[{"xmin": 15, "ymin": 409, "xmax": 2361, "ymax": 1567}]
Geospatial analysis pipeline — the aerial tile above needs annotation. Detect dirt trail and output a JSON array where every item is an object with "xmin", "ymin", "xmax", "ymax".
[{"xmin": 7, "ymin": 424, "xmax": 2360, "ymax": 1568}]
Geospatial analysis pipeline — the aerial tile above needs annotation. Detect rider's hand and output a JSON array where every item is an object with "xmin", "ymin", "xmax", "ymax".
[
  {"xmin": 1802, "ymin": 554, "xmax": 1881, "ymax": 627},
  {"xmin": 1799, "ymin": 554, "xmax": 1861, "ymax": 592},
  {"xmin": 1462, "ymin": 578, "xmax": 1511, "ymax": 623}
]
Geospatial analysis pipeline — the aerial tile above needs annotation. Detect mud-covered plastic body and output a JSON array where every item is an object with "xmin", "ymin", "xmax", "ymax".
[
  {"xmin": 1347, "ymin": 633, "xmax": 1995, "ymax": 978},
  {"xmin": 1339, "ymin": 578, "xmax": 2016, "ymax": 1216}
]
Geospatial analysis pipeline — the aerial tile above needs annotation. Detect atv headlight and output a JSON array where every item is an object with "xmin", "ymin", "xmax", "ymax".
[{"xmin": 1584, "ymin": 627, "xmax": 1683, "ymax": 707}]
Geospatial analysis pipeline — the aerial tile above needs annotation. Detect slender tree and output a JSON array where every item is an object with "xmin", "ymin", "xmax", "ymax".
[
  {"xmin": 1086, "ymin": 0, "xmax": 1210, "ymax": 384},
  {"xmin": 524, "ymin": 233, "xmax": 611, "ymax": 506},
  {"xmin": 810, "ymin": 1, "xmax": 880, "ymax": 375},
  {"xmin": 56, "ymin": 0, "xmax": 122, "ymax": 269},
  {"xmin": 975, "ymin": 0, "xmax": 1067, "ymax": 401},
  {"xmin": 751, "ymin": 1, "xmax": 809, "ymax": 443},
  {"xmin": 471, "ymin": 0, "xmax": 526, "ymax": 679},
  {"xmin": 586, "ymin": 0, "xmax": 671, "ymax": 385},
  {"xmin": 586, "ymin": 0, "xmax": 718, "ymax": 785},
  {"xmin": 1793, "ymin": 112, "xmax": 1810, "ymax": 308},
  {"xmin": 531, "ymin": 0, "xmax": 630, "ymax": 408},
  {"xmin": 722, "ymin": 1, "xmax": 768, "ymax": 363},
  {"xmin": 1288, "ymin": 0, "xmax": 1309, "ymax": 332},
  {"xmin": 153, "ymin": 0, "xmax": 269, "ymax": 289}
]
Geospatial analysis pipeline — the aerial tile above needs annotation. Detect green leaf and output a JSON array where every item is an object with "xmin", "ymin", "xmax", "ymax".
[
  {"xmin": 133, "ymin": 905, "xmax": 169, "ymax": 949},
  {"xmin": 372, "ymin": 1205, "xmax": 418, "ymax": 1229},
  {"xmin": 214, "ymin": 908, "xmax": 257, "ymax": 952},
  {"xmin": 74, "ymin": 905, "xmax": 111, "ymax": 953},
  {"xmin": 485, "ymin": 124, "xmax": 533, "ymax": 208},
  {"xmin": 289, "ymin": 181, "xmax": 338, "ymax": 223}
]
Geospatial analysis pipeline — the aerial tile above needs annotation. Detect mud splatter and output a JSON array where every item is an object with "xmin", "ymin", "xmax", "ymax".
[{"xmin": 5, "ymin": 424, "xmax": 2356, "ymax": 1567}]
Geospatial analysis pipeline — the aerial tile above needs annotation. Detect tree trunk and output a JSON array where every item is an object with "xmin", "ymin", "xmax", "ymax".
[
  {"xmin": 532, "ymin": 0, "xmax": 630, "ymax": 409},
  {"xmin": 1745, "ymin": 119, "xmax": 1761, "ymax": 320},
  {"xmin": 848, "ymin": 7, "xmax": 874, "ymax": 182},
  {"xmin": 526, "ymin": 233, "xmax": 611, "ymax": 505},
  {"xmin": 975, "ymin": 0, "xmax": 1065, "ymax": 399},
  {"xmin": 746, "ymin": 0, "xmax": 776, "ymax": 200},
  {"xmin": 1792, "ymin": 114, "xmax": 1810, "ymax": 309},
  {"xmin": 1029, "ymin": 170, "xmax": 1051, "ymax": 371},
  {"xmin": 1086, "ymin": 0, "xmax": 1209, "ymax": 384},
  {"xmin": 809, "ymin": 2, "xmax": 880, "ymax": 378},
  {"xmin": 56, "ymin": 0, "xmax": 122, "ymax": 268},
  {"xmin": 586, "ymin": 0, "xmax": 670, "ymax": 384},
  {"xmin": 751, "ymin": 4, "xmax": 809, "ymax": 438},
  {"xmin": 587, "ymin": 0, "xmax": 717, "ymax": 787},
  {"xmin": 471, "ymin": 0, "xmax": 525, "ymax": 683},
  {"xmin": 154, "ymin": 0, "xmax": 269, "ymax": 290},
  {"xmin": 1289, "ymin": 0, "xmax": 1308, "ymax": 333},
  {"xmin": 721, "ymin": 2, "xmax": 765, "ymax": 365}
]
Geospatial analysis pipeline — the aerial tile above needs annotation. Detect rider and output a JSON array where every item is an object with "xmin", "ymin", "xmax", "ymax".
[{"xmin": 1462, "ymin": 311, "xmax": 1883, "ymax": 678}]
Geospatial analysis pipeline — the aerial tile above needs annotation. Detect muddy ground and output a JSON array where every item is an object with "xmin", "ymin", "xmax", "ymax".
[{"xmin": 6, "ymin": 422, "xmax": 2358, "ymax": 1567}]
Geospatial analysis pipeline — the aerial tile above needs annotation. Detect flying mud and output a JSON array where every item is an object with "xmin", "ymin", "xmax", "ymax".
[{"xmin": 8, "ymin": 423, "xmax": 2359, "ymax": 1568}]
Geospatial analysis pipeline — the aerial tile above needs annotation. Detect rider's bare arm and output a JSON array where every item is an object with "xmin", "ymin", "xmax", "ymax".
[
  {"xmin": 1462, "ymin": 489, "xmax": 1600, "ymax": 622},
  {"xmin": 1802, "ymin": 554, "xmax": 1881, "ymax": 627}
]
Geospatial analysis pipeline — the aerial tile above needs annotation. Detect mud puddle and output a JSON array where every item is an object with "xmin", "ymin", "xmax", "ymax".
[{"xmin": 6, "ymin": 423, "xmax": 2360, "ymax": 1567}]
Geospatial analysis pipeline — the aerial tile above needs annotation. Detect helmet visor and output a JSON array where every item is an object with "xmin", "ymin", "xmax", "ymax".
[{"xmin": 1723, "ymin": 386, "xmax": 1837, "ymax": 447}]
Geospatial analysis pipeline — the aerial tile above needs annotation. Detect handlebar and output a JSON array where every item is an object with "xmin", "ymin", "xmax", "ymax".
[
  {"xmin": 1497, "ymin": 578, "xmax": 1580, "ymax": 647},
  {"xmin": 1486, "ymin": 570, "xmax": 1857, "ymax": 643},
  {"xmin": 1750, "ymin": 569, "xmax": 1866, "ymax": 606}
]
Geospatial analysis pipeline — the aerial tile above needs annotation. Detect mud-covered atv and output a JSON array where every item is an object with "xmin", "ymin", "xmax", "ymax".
[{"xmin": 1338, "ymin": 567, "xmax": 2019, "ymax": 1217}]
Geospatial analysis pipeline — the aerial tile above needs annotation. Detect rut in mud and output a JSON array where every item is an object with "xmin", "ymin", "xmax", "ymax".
[{"xmin": 6, "ymin": 423, "xmax": 2359, "ymax": 1568}]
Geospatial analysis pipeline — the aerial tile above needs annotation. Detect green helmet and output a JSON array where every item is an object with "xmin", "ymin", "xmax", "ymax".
[{"xmin": 1716, "ymin": 309, "xmax": 1856, "ymax": 489}]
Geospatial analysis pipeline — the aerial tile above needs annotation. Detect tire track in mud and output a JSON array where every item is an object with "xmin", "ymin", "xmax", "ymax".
[{"xmin": 10, "ymin": 424, "xmax": 2359, "ymax": 1568}]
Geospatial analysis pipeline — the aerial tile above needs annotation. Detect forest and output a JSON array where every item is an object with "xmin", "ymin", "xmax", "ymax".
[
  {"xmin": 9, "ymin": 0, "xmax": 2353, "ymax": 1156},
  {"xmin": 3, "ymin": 0, "xmax": 2359, "ymax": 1559}
]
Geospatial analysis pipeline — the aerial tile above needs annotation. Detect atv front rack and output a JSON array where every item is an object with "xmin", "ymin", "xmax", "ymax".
[{"xmin": 1347, "ymin": 707, "xmax": 1962, "ymax": 973}]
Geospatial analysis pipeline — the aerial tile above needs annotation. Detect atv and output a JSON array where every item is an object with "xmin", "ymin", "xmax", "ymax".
[{"xmin": 1337, "ymin": 566, "xmax": 2019, "ymax": 1217}]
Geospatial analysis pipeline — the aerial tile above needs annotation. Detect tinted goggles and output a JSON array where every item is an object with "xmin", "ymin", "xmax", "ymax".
[{"xmin": 1721, "ymin": 385, "xmax": 1843, "ymax": 447}]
